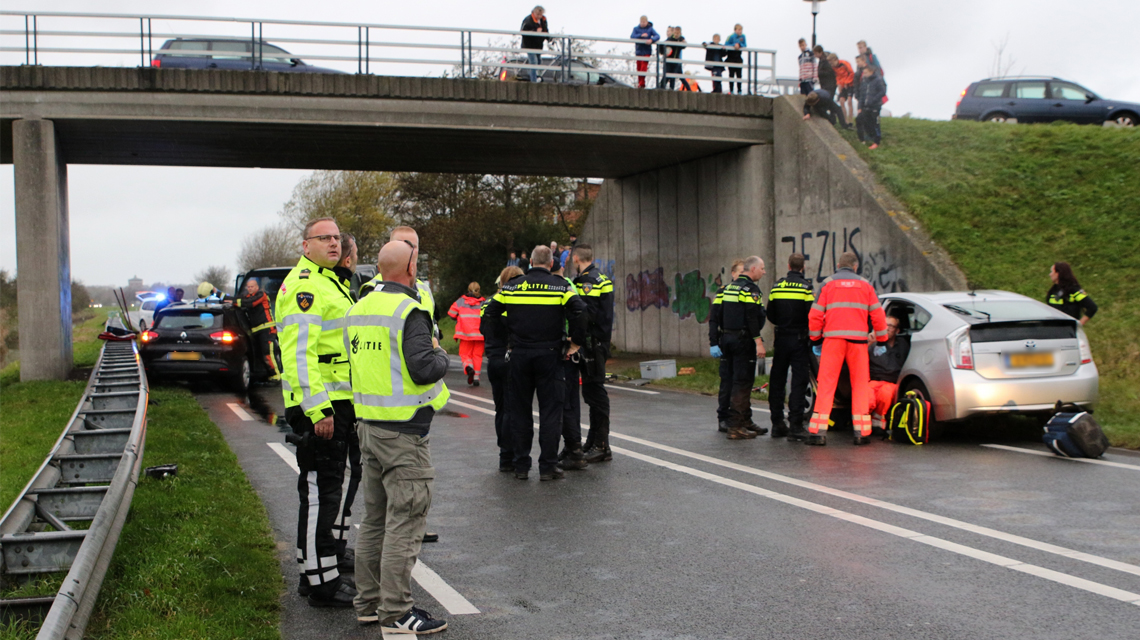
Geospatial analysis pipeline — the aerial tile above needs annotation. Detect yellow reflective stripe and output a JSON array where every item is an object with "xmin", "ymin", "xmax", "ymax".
[
  {"xmin": 1070, "ymin": 291, "xmax": 1088, "ymax": 302},
  {"xmin": 251, "ymin": 321, "xmax": 275, "ymax": 333},
  {"xmin": 769, "ymin": 291, "xmax": 812, "ymax": 300},
  {"xmin": 503, "ymin": 296, "xmax": 564, "ymax": 306}
]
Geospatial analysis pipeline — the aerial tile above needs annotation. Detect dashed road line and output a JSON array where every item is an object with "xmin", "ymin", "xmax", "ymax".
[
  {"xmin": 227, "ymin": 402, "xmax": 256, "ymax": 421},
  {"xmin": 604, "ymin": 384, "xmax": 660, "ymax": 395},
  {"xmin": 266, "ymin": 441, "xmax": 479, "ymax": 615},
  {"xmin": 982, "ymin": 444, "xmax": 1140, "ymax": 471}
]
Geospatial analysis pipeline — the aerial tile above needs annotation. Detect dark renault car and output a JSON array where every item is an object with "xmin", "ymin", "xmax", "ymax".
[
  {"xmin": 954, "ymin": 76, "xmax": 1139, "ymax": 126},
  {"xmin": 139, "ymin": 302, "xmax": 270, "ymax": 391},
  {"xmin": 151, "ymin": 38, "xmax": 344, "ymax": 74}
]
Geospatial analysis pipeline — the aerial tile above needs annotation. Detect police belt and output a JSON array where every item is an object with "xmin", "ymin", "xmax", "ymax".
[
  {"xmin": 774, "ymin": 327, "xmax": 809, "ymax": 339},
  {"xmin": 718, "ymin": 328, "xmax": 752, "ymax": 338}
]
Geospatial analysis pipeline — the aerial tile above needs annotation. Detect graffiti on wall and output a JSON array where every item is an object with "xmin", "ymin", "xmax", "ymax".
[
  {"xmin": 672, "ymin": 270, "xmax": 712, "ymax": 323},
  {"xmin": 622, "ymin": 266, "xmax": 726, "ymax": 323},
  {"xmin": 626, "ymin": 268, "xmax": 670, "ymax": 312},
  {"xmin": 593, "ymin": 259, "xmax": 615, "ymax": 281},
  {"xmin": 780, "ymin": 227, "xmax": 907, "ymax": 293}
]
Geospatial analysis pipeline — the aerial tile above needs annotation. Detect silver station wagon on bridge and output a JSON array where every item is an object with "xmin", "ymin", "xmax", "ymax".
[{"xmin": 880, "ymin": 290, "xmax": 1098, "ymax": 421}]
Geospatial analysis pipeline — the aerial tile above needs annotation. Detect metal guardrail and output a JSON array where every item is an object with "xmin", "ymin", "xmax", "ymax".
[
  {"xmin": 0, "ymin": 333, "xmax": 148, "ymax": 640},
  {"xmin": 0, "ymin": 10, "xmax": 784, "ymax": 94}
]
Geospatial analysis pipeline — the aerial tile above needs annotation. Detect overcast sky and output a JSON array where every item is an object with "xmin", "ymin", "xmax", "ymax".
[{"xmin": 2, "ymin": 0, "xmax": 1137, "ymax": 287}]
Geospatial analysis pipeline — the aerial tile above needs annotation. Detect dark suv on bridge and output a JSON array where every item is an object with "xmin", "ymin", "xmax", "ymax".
[
  {"xmin": 953, "ymin": 76, "xmax": 1139, "ymax": 126},
  {"xmin": 151, "ymin": 38, "xmax": 344, "ymax": 74}
]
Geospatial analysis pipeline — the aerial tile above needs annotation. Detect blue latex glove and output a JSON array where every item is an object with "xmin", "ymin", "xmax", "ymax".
[
  {"xmin": 812, "ymin": 345, "xmax": 822, "ymax": 357},
  {"xmin": 710, "ymin": 345, "xmax": 723, "ymax": 358},
  {"xmin": 873, "ymin": 345, "xmax": 887, "ymax": 357}
]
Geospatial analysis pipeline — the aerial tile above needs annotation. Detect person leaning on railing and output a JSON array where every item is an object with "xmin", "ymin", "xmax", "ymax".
[
  {"xmin": 704, "ymin": 34, "xmax": 726, "ymax": 93},
  {"xmin": 725, "ymin": 24, "xmax": 747, "ymax": 94},
  {"xmin": 520, "ymin": 5, "xmax": 549, "ymax": 83},
  {"xmin": 630, "ymin": 15, "xmax": 661, "ymax": 89}
]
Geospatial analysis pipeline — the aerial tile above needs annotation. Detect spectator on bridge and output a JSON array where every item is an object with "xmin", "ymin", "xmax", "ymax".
[
  {"xmin": 803, "ymin": 89, "xmax": 850, "ymax": 129},
  {"xmin": 855, "ymin": 65, "xmax": 885, "ymax": 148},
  {"xmin": 868, "ymin": 315, "xmax": 910, "ymax": 429},
  {"xmin": 724, "ymin": 24, "xmax": 746, "ymax": 94},
  {"xmin": 704, "ymin": 34, "xmax": 725, "ymax": 93},
  {"xmin": 830, "ymin": 53, "xmax": 856, "ymax": 121},
  {"xmin": 630, "ymin": 16, "xmax": 660, "ymax": 89},
  {"xmin": 679, "ymin": 72, "xmax": 702, "ymax": 92},
  {"xmin": 518, "ymin": 250, "xmax": 530, "ymax": 273},
  {"xmin": 797, "ymin": 38, "xmax": 817, "ymax": 94},
  {"xmin": 507, "ymin": 251, "xmax": 519, "ymax": 267},
  {"xmin": 663, "ymin": 27, "xmax": 685, "ymax": 90},
  {"xmin": 449, "ymin": 282, "xmax": 486, "ymax": 386},
  {"xmin": 521, "ymin": 6, "xmax": 549, "ymax": 83},
  {"xmin": 814, "ymin": 45, "xmax": 836, "ymax": 96}
]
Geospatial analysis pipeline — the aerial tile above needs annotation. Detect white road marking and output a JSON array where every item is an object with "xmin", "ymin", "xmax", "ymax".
[
  {"xmin": 268, "ymin": 442, "xmax": 300, "ymax": 474},
  {"xmin": 267, "ymin": 443, "xmax": 478, "ymax": 615},
  {"xmin": 611, "ymin": 444, "xmax": 1140, "ymax": 606},
  {"xmin": 604, "ymin": 384, "xmax": 660, "ymax": 395},
  {"xmin": 412, "ymin": 560, "xmax": 481, "ymax": 614},
  {"xmin": 449, "ymin": 389, "xmax": 1140, "ymax": 580},
  {"xmin": 227, "ymin": 403, "xmax": 256, "ymax": 421},
  {"xmin": 449, "ymin": 399, "xmax": 497, "ymax": 416},
  {"xmin": 982, "ymin": 444, "xmax": 1140, "ymax": 471}
]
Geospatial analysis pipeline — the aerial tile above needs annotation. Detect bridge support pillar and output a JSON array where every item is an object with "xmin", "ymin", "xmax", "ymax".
[{"xmin": 13, "ymin": 118, "xmax": 73, "ymax": 381}]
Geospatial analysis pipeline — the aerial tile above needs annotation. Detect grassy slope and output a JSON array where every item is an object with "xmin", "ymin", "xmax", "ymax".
[{"xmin": 847, "ymin": 119, "xmax": 1140, "ymax": 446}]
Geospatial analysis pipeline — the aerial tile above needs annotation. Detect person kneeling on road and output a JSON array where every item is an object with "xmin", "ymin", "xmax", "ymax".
[
  {"xmin": 709, "ymin": 256, "xmax": 768, "ymax": 440},
  {"xmin": 345, "ymin": 240, "xmax": 450, "ymax": 633}
]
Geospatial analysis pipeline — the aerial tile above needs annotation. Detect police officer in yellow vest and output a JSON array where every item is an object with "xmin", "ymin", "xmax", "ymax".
[
  {"xmin": 359, "ymin": 226, "xmax": 439, "ymax": 335},
  {"xmin": 277, "ymin": 217, "xmax": 358, "ymax": 608},
  {"xmin": 344, "ymin": 240, "xmax": 451, "ymax": 633}
]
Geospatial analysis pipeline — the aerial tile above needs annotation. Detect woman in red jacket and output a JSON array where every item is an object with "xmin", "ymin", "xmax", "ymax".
[{"xmin": 448, "ymin": 282, "xmax": 486, "ymax": 386}]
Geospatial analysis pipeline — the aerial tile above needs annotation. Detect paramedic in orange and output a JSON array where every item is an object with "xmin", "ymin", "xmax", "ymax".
[
  {"xmin": 868, "ymin": 316, "xmax": 910, "ymax": 427},
  {"xmin": 806, "ymin": 251, "xmax": 888, "ymax": 446},
  {"xmin": 448, "ymin": 282, "xmax": 486, "ymax": 386}
]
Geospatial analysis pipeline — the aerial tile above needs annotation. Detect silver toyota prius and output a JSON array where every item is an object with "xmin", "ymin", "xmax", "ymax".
[{"xmin": 878, "ymin": 290, "xmax": 1098, "ymax": 421}]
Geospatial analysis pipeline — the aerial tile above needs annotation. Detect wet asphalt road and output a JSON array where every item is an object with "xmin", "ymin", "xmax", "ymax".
[{"xmin": 191, "ymin": 358, "xmax": 1140, "ymax": 639}]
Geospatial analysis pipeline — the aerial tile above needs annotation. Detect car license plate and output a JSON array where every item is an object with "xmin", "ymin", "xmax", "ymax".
[
  {"xmin": 169, "ymin": 352, "xmax": 201, "ymax": 361},
  {"xmin": 1008, "ymin": 352, "xmax": 1053, "ymax": 368}
]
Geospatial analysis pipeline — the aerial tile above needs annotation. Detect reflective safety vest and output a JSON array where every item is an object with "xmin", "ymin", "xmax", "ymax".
[
  {"xmin": 344, "ymin": 286, "xmax": 449, "ymax": 422},
  {"xmin": 808, "ymin": 268, "xmax": 888, "ymax": 343},
  {"xmin": 276, "ymin": 255, "xmax": 355, "ymax": 421},
  {"xmin": 447, "ymin": 294, "xmax": 485, "ymax": 341},
  {"xmin": 360, "ymin": 275, "xmax": 437, "ymax": 334}
]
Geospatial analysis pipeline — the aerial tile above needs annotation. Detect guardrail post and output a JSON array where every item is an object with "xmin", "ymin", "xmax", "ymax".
[
  {"xmin": 458, "ymin": 31, "xmax": 467, "ymax": 78},
  {"xmin": 24, "ymin": 14, "xmax": 38, "ymax": 66},
  {"xmin": 365, "ymin": 26, "xmax": 370, "ymax": 75}
]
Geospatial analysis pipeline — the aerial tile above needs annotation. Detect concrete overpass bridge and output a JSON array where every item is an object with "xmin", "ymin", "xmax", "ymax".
[{"xmin": 2, "ymin": 66, "xmax": 963, "ymax": 380}]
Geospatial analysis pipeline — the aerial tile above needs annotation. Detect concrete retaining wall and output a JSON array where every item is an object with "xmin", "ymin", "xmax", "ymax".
[{"xmin": 582, "ymin": 95, "xmax": 967, "ymax": 357}]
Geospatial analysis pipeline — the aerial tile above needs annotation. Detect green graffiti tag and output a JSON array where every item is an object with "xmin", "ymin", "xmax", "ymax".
[{"xmin": 672, "ymin": 270, "xmax": 712, "ymax": 323}]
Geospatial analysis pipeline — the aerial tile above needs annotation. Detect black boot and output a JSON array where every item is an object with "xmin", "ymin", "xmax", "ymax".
[
  {"xmin": 787, "ymin": 424, "xmax": 808, "ymax": 442},
  {"xmin": 561, "ymin": 448, "xmax": 589, "ymax": 470},
  {"xmin": 338, "ymin": 547, "xmax": 355, "ymax": 573},
  {"xmin": 806, "ymin": 433, "xmax": 827, "ymax": 446},
  {"xmin": 718, "ymin": 420, "xmax": 730, "ymax": 433},
  {"xmin": 746, "ymin": 421, "xmax": 769, "ymax": 436},
  {"xmin": 853, "ymin": 435, "xmax": 871, "ymax": 446},
  {"xmin": 583, "ymin": 442, "xmax": 613, "ymax": 463},
  {"xmin": 771, "ymin": 422, "xmax": 789, "ymax": 438}
]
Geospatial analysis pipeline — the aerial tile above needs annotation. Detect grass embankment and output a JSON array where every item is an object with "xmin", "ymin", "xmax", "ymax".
[
  {"xmin": 846, "ymin": 119, "xmax": 1140, "ymax": 446},
  {"xmin": 1, "ymin": 311, "xmax": 281, "ymax": 639}
]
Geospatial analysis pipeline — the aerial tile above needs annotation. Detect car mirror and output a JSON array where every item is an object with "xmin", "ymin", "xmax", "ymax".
[
  {"xmin": 1085, "ymin": 94, "xmax": 1095, "ymax": 103},
  {"xmin": 290, "ymin": 58, "xmax": 301, "ymax": 67}
]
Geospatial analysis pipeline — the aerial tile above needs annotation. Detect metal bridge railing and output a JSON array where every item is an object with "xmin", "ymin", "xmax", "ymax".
[
  {"xmin": 0, "ymin": 10, "xmax": 784, "ymax": 95},
  {"xmin": 0, "ymin": 332, "xmax": 148, "ymax": 640}
]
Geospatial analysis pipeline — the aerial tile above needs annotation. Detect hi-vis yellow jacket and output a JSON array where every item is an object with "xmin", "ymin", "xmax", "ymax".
[{"xmin": 276, "ymin": 255, "xmax": 355, "ymax": 421}]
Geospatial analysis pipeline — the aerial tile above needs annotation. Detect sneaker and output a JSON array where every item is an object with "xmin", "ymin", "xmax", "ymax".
[
  {"xmin": 423, "ymin": 532, "xmax": 439, "ymax": 543},
  {"xmin": 307, "ymin": 580, "xmax": 357, "ymax": 608},
  {"xmin": 771, "ymin": 423, "xmax": 789, "ymax": 438},
  {"xmin": 465, "ymin": 366, "xmax": 475, "ymax": 385},
  {"xmin": 746, "ymin": 422, "xmax": 769, "ymax": 436},
  {"xmin": 382, "ymin": 606, "xmax": 449, "ymax": 634},
  {"xmin": 717, "ymin": 420, "xmax": 730, "ymax": 433},
  {"xmin": 358, "ymin": 610, "xmax": 380, "ymax": 625},
  {"xmin": 540, "ymin": 466, "xmax": 565, "ymax": 481},
  {"xmin": 473, "ymin": 379, "xmax": 480, "ymax": 387},
  {"xmin": 583, "ymin": 444, "xmax": 612, "ymax": 463},
  {"xmin": 787, "ymin": 424, "xmax": 808, "ymax": 442},
  {"xmin": 805, "ymin": 434, "xmax": 827, "ymax": 446},
  {"xmin": 869, "ymin": 143, "xmax": 879, "ymax": 150}
]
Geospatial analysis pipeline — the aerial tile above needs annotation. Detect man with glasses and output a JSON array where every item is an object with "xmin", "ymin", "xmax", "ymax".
[
  {"xmin": 868, "ymin": 315, "xmax": 911, "ymax": 429},
  {"xmin": 277, "ymin": 217, "xmax": 358, "ymax": 607}
]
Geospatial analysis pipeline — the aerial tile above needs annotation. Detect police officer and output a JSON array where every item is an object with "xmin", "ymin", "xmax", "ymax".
[
  {"xmin": 766, "ymin": 253, "xmax": 815, "ymax": 441},
  {"xmin": 344, "ymin": 241, "xmax": 450, "ymax": 633},
  {"xmin": 571, "ymin": 245, "xmax": 616, "ymax": 463},
  {"xmin": 276, "ymin": 217, "xmax": 357, "ymax": 607},
  {"xmin": 708, "ymin": 256, "xmax": 768, "ymax": 440},
  {"xmin": 330, "ymin": 232, "xmax": 361, "ymax": 567},
  {"xmin": 481, "ymin": 266, "xmax": 525, "ymax": 472},
  {"xmin": 714, "ymin": 259, "xmax": 745, "ymax": 433},
  {"xmin": 482, "ymin": 245, "xmax": 587, "ymax": 481},
  {"xmin": 553, "ymin": 256, "xmax": 589, "ymax": 471}
]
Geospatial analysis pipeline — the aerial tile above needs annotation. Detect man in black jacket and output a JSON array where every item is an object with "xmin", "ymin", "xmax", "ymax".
[
  {"xmin": 765, "ymin": 254, "xmax": 815, "ymax": 440},
  {"xmin": 709, "ymin": 256, "xmax": 768, "ymax": 440},
  {"xmin": 482, "ymin": 245, "xmax": 586, "ymax": 481},
  {"xmin": 704, "ymin": 34, "xmax": 725, "ymax": 93},
  {"xmin": 571, "ymin": 245, "xmax": 615, "ymax": 463},
  {"xmin": 803, "ymin": 89, "xmax": 850, "ymax": 129},
  {"xmin": 521, "ymin": 6, "xmax": 549, "ymax": 83},
  {"xmin": 856, "ymin": 65, "xmax": 886, "ymax": 148}
]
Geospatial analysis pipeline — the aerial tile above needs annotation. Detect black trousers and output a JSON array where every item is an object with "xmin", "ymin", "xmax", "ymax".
[
  {"xmin": 334, "ymin": 429, "xmax": 361, "ymax": 556},
  {"xmin": 487, "ymin": 353, "xmax": 513, "ymax": 466},
  {"xmin": 768, "ymin": 331, "xmax": 811, "ymax": 427},
  {"xmin": 580, "ymin": 342, "xmax": 611, "ymax": 446},
  {"xmin": 718, "ymin": 334, "xmax": 757, "ymax": 429},
  {"xmin": 728, "ymin": 65, "xmax": 743, "ymax": 93},
  {"xmin": 508, "ymin": 347, "xmax": 563, "ymax": 473},
  {"xmin": 286, "ymin": 399, "xmax": 354, "ymax": 591},
  {"xmin": 857, "ymin": 107, "xmax": 882, "ymax": 144},
  {"xmin": 800, "ymin": 80, "xmax": 814, "ymax": 95},
  {"xmin": 561, "ymin": 357, "xmax": 582, "ymax": 450},
  {"xmin": 717, "ymin": 354, "xmax": 732, "ymax": 422}
]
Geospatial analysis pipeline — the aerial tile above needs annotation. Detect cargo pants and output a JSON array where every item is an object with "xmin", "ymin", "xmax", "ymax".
[{"xmin": 353, "ymin": 422, "xmax": 434, "ymax": 624}]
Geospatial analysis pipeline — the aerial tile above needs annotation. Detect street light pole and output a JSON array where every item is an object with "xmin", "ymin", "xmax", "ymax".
[{"xmin": 804, "ymin": 0, "xmax": 827, "ymax": 48}]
